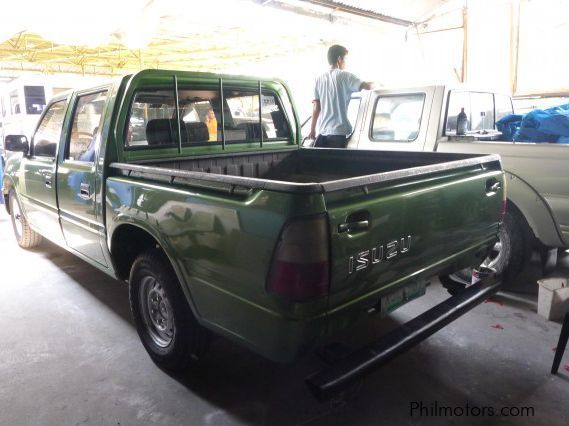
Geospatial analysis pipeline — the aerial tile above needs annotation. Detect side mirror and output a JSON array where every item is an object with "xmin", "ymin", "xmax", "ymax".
[{"xmin": 5, "ymin": 135, "xmax": 29, "ymax": 155}]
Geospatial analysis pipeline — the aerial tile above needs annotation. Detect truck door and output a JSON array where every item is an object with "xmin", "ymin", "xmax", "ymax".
[
  {"xmin": 20, "ymin": 99, "xmax": 67, "ymax": 244},
  {"xmin": 355, "ymin": 87, "xmax": 435, "ymax": 152},
  {"xmin": 56, "ymin": 88, "xmax": 109, "ymax": 267}
]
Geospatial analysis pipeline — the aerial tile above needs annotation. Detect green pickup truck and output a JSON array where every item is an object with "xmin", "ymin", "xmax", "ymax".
[{"xmin": 2, "ymin": 70, "xmax": 505, "ymax": 398}]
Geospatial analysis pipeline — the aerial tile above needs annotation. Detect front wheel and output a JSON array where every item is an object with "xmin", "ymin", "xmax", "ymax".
[
  {"xmin": 129, "ymin": 249, "xmax": 210, "ymax": 372},
  {"xmin": 9, "ymin": 189, "xmax": 42, "ymax": 248},
  {"xmin": 440, "ymin": 210, "xmax": 530, "ymax": 294}
]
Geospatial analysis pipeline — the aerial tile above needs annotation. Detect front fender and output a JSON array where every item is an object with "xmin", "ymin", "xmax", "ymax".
[
  {"xmin": 2, "ymin": 154, "xmax": 25, "ymax": 212},
  {"xmin": 2, "ymin": 174, "xmax": 16, "ymax": 214}
]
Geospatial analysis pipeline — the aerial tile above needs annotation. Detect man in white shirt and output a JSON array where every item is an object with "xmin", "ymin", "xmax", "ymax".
[{"xmin": 308, "ymin": 45, "xmax": 373, "ymax": 148}]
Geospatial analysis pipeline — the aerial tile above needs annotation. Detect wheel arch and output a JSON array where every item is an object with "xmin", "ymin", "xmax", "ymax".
[
  {"xmin": 2, "ymin": 175, "xmax": 16, "ymax": 214},
  {"xmin": 505, "ymin": 171, "xmax": 565, "ymax": 248},
  {"xmin": 109, "ymin": 221, "xmax": 201, "ymax": 318}
]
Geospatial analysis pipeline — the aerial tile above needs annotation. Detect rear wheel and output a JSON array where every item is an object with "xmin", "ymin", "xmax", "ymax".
[
  {"xmin": 9, "ymin": 189, "xmax": 42, "ymax": 248},
  {"xmin": 129, "ymin": 249, "xmax": 210, "ymax": 372},
  {"xmin": 440, "ymin": 209, "xmax": 530, "ymax": 294}
]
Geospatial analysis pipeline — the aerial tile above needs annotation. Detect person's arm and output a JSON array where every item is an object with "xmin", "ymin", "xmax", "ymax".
[
  {"xmin": 344, "ymin": 71, "xmax": 374, "ymax": 92},
  {"xmin": 308, "ymin": 100, "xmax": 321, "ymax": 140}
]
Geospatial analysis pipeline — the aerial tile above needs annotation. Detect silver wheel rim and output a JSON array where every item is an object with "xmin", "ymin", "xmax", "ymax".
[
  {"xmin": 139, "ymin": 276, "xmax": 175, "ymax": 348},
  {"xmin": 448, "ymin": 232, "xmax": 504, "ymax": 285},
  {"xmin": 481, "ymin": 240, "xmax": 502, "ymax": 270},
  {"xmin": 11, "ymin": 196, "xmax": 23, "ymax": 239}
]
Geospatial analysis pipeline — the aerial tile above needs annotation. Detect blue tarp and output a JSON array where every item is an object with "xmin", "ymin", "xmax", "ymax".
[
  {"xmin": 496, "ymin": 114, "xmax": 524, "ymax": 141},
  {"xmin": 496, "ymin": 103, "xmax": 569, "ymax": 143}
]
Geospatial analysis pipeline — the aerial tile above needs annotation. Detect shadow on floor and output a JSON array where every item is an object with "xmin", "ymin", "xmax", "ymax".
[{"xmin": 36, "ymin": 239, "xmax": 133, "ymax": 325}]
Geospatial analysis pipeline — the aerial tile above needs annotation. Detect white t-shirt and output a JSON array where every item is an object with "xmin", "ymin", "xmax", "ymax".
[{"xmin": 313, "ymin": 69, "xmax": 362, "ymax": 136}]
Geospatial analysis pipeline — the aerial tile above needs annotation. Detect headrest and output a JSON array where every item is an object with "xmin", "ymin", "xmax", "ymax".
[
  {"xmin": 146, "ymin": 119, "xmax": 173, "ymax": 146},
  {"xmin": 186, "ymin": 122, "xmax": 209, "ymax": 143},
  {"xmin": 238, "ymin": 122, "xmax": 267, "ymax": 140},
  {"xmin": 270, "ymin": 110, "xmax": 289, "ymax": 138}
]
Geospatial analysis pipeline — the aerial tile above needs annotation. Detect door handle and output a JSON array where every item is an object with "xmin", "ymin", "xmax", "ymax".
[
  {"xmin": 486, "ymin": 179, "xmax": 501, "ymax": 195},
  {"xmin": 79, "ymin": 183, "xmax": 91, "ymax": 199},
  {"xmin": 338, "ymin": 220, "xmax": 370, "ymax": 233},
  {"xmin": 44, "ymin": 175, "xmax": 52, "ymax": 188}
]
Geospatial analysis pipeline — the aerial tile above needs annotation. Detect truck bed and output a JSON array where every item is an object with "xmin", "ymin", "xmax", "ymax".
[
  {"xmin": 111, "ymin": 148, "xmax": 502, "ymax": 194},
  {"xmin": 107, "ymin": 147, "xmax": 504, "ymax": 363}
]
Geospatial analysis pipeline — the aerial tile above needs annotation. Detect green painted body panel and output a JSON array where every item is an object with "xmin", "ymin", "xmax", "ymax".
[
  {"xmin": 18, "ymin": 157, "xmax": 62, "ymax": 243},
  {"xmin": 105, "ymin": 177, "xmax": 329, "ymax": 360},
  {"xmin": 325, "ymin": 167, "xmax": 502, "ymax": 316},
  {"xmin": 2, "ymin": 70, "xmax": 504, "ymax": 362}
]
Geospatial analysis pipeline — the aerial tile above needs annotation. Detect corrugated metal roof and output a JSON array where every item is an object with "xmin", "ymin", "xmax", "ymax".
[
  {"xmin": 305, "ymin": 0, "xmax": 450, "ymax": 23},
  {"xmin": 0, "ymin": 0, "xmax": 400, "ymax": 78}
]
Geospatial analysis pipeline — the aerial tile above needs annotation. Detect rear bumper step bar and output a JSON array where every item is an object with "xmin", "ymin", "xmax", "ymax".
[{"xmin": 306, "ymin": 275, "xmax": 501, "ymax": 401}]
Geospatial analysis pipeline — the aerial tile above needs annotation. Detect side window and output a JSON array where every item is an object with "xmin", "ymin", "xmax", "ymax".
[
  {"xmin": 68, "ymin": 91, "xmax": 108, "ymax": 161},
  {"xmin": 495, "ymin": 94, "xmax": 514, "ymax": 122},
  {"xmin": 32, "ymin": 100, "xmax": 66, "ymax": 158},
  {"xmin": 126, "ymin": 90, "xmax": 177, "ymax": 148},
  {"xmin": 371, "ymin": 94, "xmax": 425, "ymax": 141},
  {"xmin": 223, "ymin": 88, "xmax": 290, "ymax": 143}
]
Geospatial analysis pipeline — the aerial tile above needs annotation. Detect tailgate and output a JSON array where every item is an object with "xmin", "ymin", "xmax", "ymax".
[{"xmin": 325, "ymin": 161, "xmax": 504, "ymax": 310}]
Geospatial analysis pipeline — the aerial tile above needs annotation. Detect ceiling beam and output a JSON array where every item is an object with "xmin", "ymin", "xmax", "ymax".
[{"xmin": 295, "ymin": 0, "xmax": 415, "ymax": 26}]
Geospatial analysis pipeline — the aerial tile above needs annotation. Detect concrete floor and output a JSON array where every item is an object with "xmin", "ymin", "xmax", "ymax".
[{"xmin": 1, "ymin": 208, "xmax": 568, "ymax": 426}]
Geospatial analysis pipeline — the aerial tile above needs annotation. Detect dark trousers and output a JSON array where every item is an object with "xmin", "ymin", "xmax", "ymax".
[{"xmin": 314, "ymin": 134, "xmax": 347, "ymax": 148}]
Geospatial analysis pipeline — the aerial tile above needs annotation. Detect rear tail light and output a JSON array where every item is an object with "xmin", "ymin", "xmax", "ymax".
[{"xmin": 268, "ymin": 215, "xmax": 330, "ymax": 301}]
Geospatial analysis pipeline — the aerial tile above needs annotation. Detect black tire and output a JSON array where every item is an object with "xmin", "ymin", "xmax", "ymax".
[
  {"xmin": 440, "ymin": 209, "xmax": 531, "ymax": 295},
  {"xmin": 129, "ymin": 249, "xmax": 210, "ymax": 372},
  {"xmin": 9, "ymin": 189, "xmax": 42, "ymax": 249}
]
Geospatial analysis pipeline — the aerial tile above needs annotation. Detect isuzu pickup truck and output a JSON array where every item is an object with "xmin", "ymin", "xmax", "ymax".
[
  {"xmin": 3, "ymin": 71, "xmax": 504, "ymax": 398},
  {"xmin": 318, "ymin": 85, "xmax": 568, "ymax": 292}
]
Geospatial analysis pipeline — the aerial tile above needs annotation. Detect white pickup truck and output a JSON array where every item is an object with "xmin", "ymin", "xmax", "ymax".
[{"xmin": 305, "ymin": 85, "xmax": 569, "ymax": 291}]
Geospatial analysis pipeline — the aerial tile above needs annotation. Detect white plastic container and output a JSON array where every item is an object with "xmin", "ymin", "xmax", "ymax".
[{"xmin": 537, "ymin": 278, "xmax": 569, "ymax": 321}]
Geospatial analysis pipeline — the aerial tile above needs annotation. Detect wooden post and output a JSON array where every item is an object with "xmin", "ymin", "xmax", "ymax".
[
  {"xmin": 510, "ymin": 0, "xmax": 521, "ymax": 95},
  {"xmin": 461, "ymin": 4, "xmax": 468, "ymax": 83}
]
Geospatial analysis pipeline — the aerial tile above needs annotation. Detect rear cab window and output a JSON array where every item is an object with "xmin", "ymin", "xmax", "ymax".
[
  {"xmin": 123, "ymin": 73, "xmax": 295, "ymax": 159},
  {"xmin": 495, "ymin": 94, "xmax": 514, "ymax": 122},
  {"xmin": 445, "ymin": 91, "xmax": 497, "ymax": 136}
]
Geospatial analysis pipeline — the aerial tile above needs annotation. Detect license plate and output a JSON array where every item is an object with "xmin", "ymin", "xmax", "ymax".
[{"xmin": 381, "ymin": 280, "xmax": 427, "ymax": 315}]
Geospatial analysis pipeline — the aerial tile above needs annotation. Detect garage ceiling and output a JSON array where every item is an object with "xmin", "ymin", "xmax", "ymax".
[
  {"xmin": 0, "ymin": 0, "xmax": 448, "ymax": 78},
  {"xmin": 297, "ymin": 0, "xmax": 448, "ymax": 23}
]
